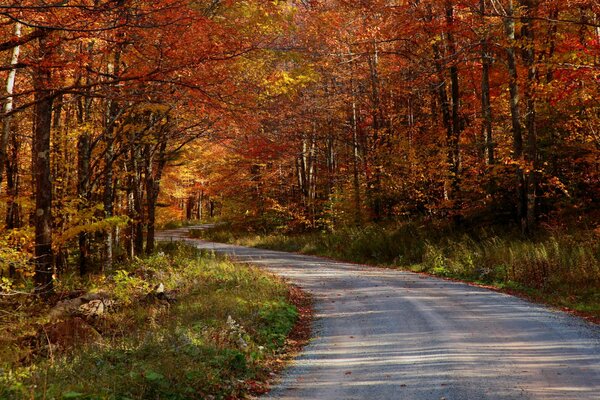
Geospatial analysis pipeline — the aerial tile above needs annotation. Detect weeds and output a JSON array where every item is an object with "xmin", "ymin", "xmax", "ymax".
[
  {"xmin": 196, "ymin": 223, "xmax": 600, "ymax": 319},
  {"xmin": 0, "ymin": 243, "xmax": 299, "ymax": 399}
]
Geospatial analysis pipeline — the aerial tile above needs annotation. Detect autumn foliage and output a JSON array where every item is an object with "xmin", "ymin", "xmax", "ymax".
[
  {"xmin": 175, "ymin": 0, "xmax": 599, "ymax": 234},
  {"xmin": 0, "ymin": 1, "xmax": 599, "ymax": 293}
]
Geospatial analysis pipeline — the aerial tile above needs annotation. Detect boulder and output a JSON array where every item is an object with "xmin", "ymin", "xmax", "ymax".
[
  {"xmin": 78, "ymin": 299, "xmax": 104, "ymax": 318},
  {"xmin": 48, "ymin": 292, "xmax": 114, "ymax": 321}
]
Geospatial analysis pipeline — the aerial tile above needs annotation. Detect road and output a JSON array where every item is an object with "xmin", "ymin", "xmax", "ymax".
[{"xmin": 157, "ymin": 226, "xmax": 600, "ymax": 400}]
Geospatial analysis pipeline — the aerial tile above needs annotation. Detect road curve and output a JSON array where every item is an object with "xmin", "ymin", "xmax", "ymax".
[{"xmin": 157, "ymin": 227, "xmax": 600, "ymax": 400}]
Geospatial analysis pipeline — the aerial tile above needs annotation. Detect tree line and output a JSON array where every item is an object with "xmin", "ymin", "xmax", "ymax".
[{"xmin": 186, "ymin": 0, "xmax": 598, "ymax": 235}]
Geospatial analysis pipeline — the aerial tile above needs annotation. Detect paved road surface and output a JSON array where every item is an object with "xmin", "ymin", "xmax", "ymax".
[{"xmin": 157, "ymin": 226, "xmax": 600, "ymax": 400}]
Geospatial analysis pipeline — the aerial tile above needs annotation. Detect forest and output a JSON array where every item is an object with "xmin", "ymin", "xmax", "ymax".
[
  {"xmin": 0, "ymin": 0, "xmax": 598, "ymax": 293},
  {"xmin": 0, "ymin": 0, "xmax": 599, "ymax": 398}
]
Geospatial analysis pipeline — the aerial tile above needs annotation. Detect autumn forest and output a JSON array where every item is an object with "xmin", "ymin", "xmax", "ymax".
[
  {"xmin": 1, "ymin": 0, "xmax": 600, "ymax": 397},
  {"xmin": 0, "ymin": 0, "xmax": 597, "ymax": 292}
]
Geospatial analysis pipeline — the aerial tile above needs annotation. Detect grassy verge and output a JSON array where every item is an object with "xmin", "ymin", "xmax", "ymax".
[
  {"xmin": 0, "ymin": 243, "xmax": 302, "ymax": 399},
  {"xmin": 192, "ymin": 223, "xmax": 600, "ymax": 322}
]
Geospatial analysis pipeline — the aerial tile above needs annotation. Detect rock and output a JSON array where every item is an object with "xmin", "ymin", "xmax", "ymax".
[
  {"xmin": 48, "ymin": 292, "xmax": 114, "ymax": 321},
  {"xmin": 145, "ymin": 283, "xmax": 177, "ymax": 304},
  {"xmin": 48, "ymin": 297, "xmax": 85, "ymax": 320},
  {"xmin": 78, "ymin": 299, "xmax": 104, "ymax": 318},
  {"xmin": 155, "ymin": 283, "xmax": 165, "ymax": 294}
]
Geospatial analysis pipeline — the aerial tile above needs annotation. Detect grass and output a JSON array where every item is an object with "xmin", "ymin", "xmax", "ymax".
[
  {"xmin": 0, "ymin": 243, "xmax": 300, "ymax": 399},
  {"xmin": 193, "ymin": 222, "xmax": 600, "ymax": 321}
]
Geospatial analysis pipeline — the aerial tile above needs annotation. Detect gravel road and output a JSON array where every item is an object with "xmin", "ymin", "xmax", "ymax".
[{"xmin": 157, "ymin": 227, "xmax": 600, "ymax": 400}]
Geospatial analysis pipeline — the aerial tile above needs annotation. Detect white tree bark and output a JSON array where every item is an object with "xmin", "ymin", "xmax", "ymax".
[{"xmin": 0, "ymin": 22, "xmax": 22, "ymax": 190}]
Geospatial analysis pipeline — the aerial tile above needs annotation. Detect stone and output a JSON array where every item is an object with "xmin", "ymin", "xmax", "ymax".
[
  {"xmin": 48, "ymin": 292, "xmax": 114, "ymax": 321},
  {"xmin": 78, "ymin": 299, "xmax": 104, "ymax": 318}
]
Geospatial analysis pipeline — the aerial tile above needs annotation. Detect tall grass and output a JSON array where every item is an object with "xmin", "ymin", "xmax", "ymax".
[{"xmin": 197, "ymin": 223, "xmax": 600, "ymax": 316}]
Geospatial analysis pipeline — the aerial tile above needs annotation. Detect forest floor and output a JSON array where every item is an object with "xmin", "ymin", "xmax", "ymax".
[
  {"xmin": 0, "ymin": 242, "xmax": 308, "ymax": 399},
  {"xmin": 164, "ymin": 225, "xmax": 600, "ymax": 399}
]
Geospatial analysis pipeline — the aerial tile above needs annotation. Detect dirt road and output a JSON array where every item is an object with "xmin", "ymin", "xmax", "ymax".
[{"xmin": 157, "ymin": 227, "xmax": 600, "ymax": 400}]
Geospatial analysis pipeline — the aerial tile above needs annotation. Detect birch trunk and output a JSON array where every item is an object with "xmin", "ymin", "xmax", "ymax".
[{"xmin": 0, "ymin": 22, "xmax": 21, "ymax": 189}]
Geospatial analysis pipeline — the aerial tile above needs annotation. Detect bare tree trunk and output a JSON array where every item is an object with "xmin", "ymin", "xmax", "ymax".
[
  {"xmin": 186, "ymin": 196, "xmax": 194, "ymax": 220},
  {"xmin": 103, "ymin": 49, "xmax": 120, "ymax": 269},
  {"xmin": 480, "ymin": 0, "xmax": 494, "ymax": 165},
  {"xmin": 308, "ymin": 125, "xmax": 317, "ymax": 224},
  {"xmin": 431, "ymin": 39, "xmax": 453, "ymax": 198},
  {"xmin": 145, "ymin": 140, "xmax": 167, "ymax": 255},
  {"xmin": 33, "ymin": 32, "xmax": 55, "ymax": 295},
  {"xmin": 445, "ymin": 1, "xmax": 463, "ymax": 209},
  {"xmin": 125, "ymin": 163, "xmax": 135, "ymax": 259},
  {"xmin": 132, "ymin": 146, "xmax": 145, "ymax": 256},
  {"xmin": 351, "ymin": 85, "xmax": 362, "ymax": 225},
  {"xmin": 503, "ymin": 0, "xmax": 527, "ymax": 225},
  {"xmin": 197, "ymin": 190, "xmax": 203, "ymax": 221},
  {"xmin": 5, "ymin": 129, "xmax": 21, "ymax": 229},
  {"xmin": 3, "ymin": 23, "xmax": 22, "ymax": 229},
  {"xmin": 367, "ymin": 44, "xmax": 384, "ymax": 221},
  {"xmin": 521, "ymin": 0, "xmax": 538, "ymax": 233},
  {"xmin": 77, "ymin": 121, "xmax": 91, "ymax": 275},
  {"xmin": 504, "ymin": 0, "xmax": 524, "ymax": 158}
]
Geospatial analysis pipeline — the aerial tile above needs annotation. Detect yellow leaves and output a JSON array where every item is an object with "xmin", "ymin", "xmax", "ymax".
[
  {"xmin": 53, "ymin": 198, "xmax": 129, "ymax": 247},
  {"xmin": 261, "ymin": 68, "xmax": 320, "ymax": 99},
  {"xmin": 0, "ymin": 227, "xmax": 34, "ymax": 279},
  {"xmin": 55, "ymin": 216, "xmax": 129, "ymax": 247},
  {"xmin": 138, "ymin": 102, "xmax": 170, "ymax": 114}
]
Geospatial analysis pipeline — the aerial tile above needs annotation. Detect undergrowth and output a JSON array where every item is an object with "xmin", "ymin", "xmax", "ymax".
[
  {"xmin": 193, "ymin": 223, "xmax": 600, "ymax": 319},
  {"xmin": 0, "ymin": 243, "xmax": 298, "ymax": 399}
]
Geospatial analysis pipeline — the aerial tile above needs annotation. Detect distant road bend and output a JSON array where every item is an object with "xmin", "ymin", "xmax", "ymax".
[{"xmin": 158, "ymin": 226, "xmax": 600, "ymax": 400}]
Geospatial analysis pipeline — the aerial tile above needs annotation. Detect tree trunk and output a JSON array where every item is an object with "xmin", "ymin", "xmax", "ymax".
[
  {"xmin": 197, "ymin": 190, "xmax": 203, "ymax": 221},
  {"xmin": 77, "ymin": 125, "xmax": 91, "ymax": 275},
  {"xmin": 520, "ymin": 0, "xmax": 538, "ymax": 233},
  {"xmin": 503, "ymin": 0, "xmax": 527, "ymax": 226},
  {"xmin": 505, "ymin": 0, "xmax": 524, "ymax": 159},
  {"xmin": 132, "ymin": 147, "xmax": 145, "ymax": 256},
  {"xmin": 367, "ymin": 44, "xmax": 384, "ymax": 221},
  {"xmin": 146, "ymin": 140, "xmax": 167, "ymax": 254},
  {"xmin": 103, "ymin": 49, "xmax": 120, "ymax": 269},
  {"xmin": 351, "ymin": 84, "xmax": 362, "ymax": 225},
  {"xmin": 209, "ymin": 200, "xmax": 215, "ymax": 218},
  {"xmin": 445, "ymin": 1, "xmax": 462, "ymax": 207},
  {"xmin": 480, "ymin": 0, "xmax": 494, "ymax": 165},
  {"xmin": 0, "ymin": 22, "xmax": 21, "ymax": 190},
  {"xmin": 125, "ymin": 167, "xmax": 135, "ymax": 259},
  {"xmin": 32, "ymin": 32, "xmax": 55, "ymax": 295},
  {"xmin": 5, "ymin": 129, "xmax": 21, "ymax": 229},
  {"xmin": 186, "ymin": 196, "xmax": 194, "ymax": 220}
]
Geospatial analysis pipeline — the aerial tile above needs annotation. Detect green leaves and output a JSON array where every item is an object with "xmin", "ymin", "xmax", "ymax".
[
  {"xmin": 62, "ymin": 392, "xmax": 85, "ymax": 399},
  {"xmin": 144, "ymin": 370, "xmax": 166, "ymax": 382}
]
